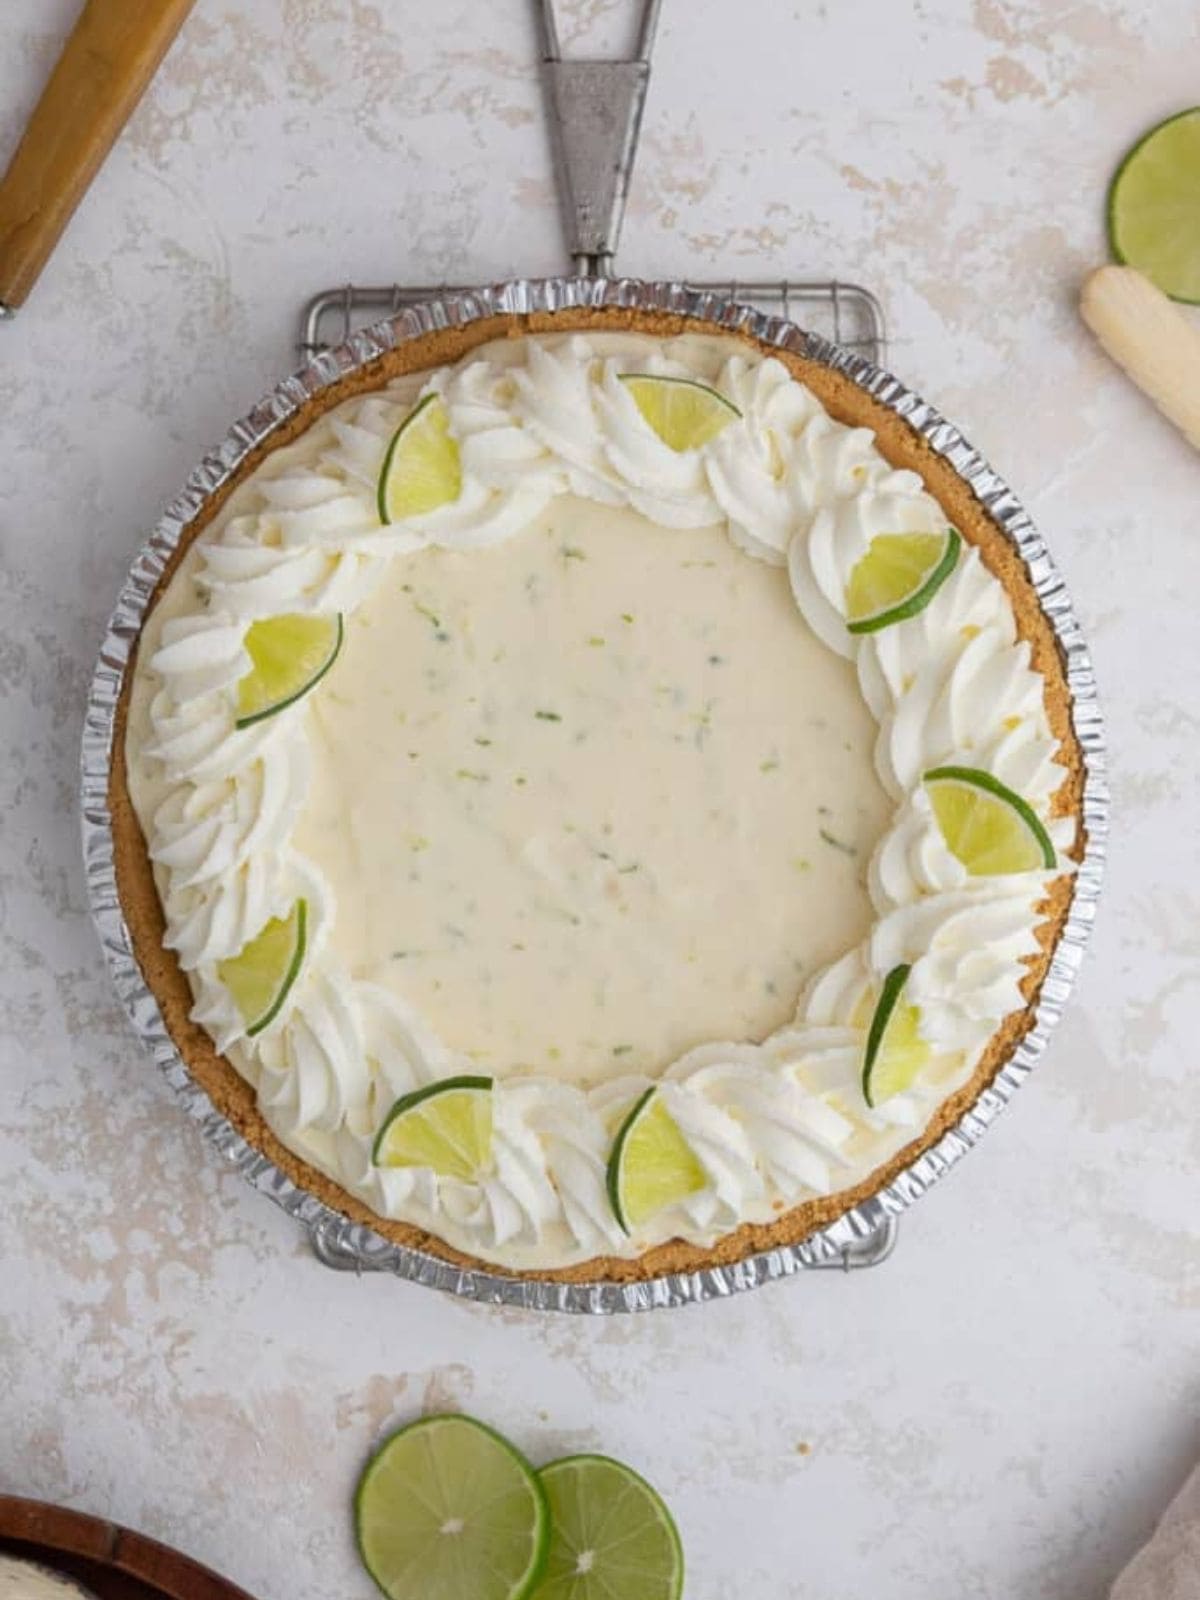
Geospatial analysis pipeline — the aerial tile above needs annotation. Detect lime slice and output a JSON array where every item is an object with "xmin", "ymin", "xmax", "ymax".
[
  {"xmin": 846, "ymin": 528, "xmax": 960, "ymax": 634},
  {"xmin": 378, "ymin": 394, "xmax": 462, "ymax": 523},
  {"xmin": 355, "ymin": 1414, "xmax": 549, "ymax": 1600},
  {"xmin": 862, "ymin": 963, "xmax": 931, "ymax": 1108},
  {"xmin": 1108, "ymin": 108, "xmax": 1200, "ymax": 303},
  {"xmin": 216, "ymin": 898, "xmax": 307, "ymax": 1037},
  {"xmin": 924, "ymin": 764, "xmax": 1055, "ymax": 875},
  {"xmin": 533, "ymin": 1455, "xmax": 684, "ymax": 1600},
  {"xmin": 234, "ymin": 612, "xmax": 343, "ymax": 728},
  {"xmin": 606, "ymin": 1088, "xmax": 707, "ymax": 1234},
  {"xmin": 618, "ymin": 374, "xmax": 740, "ymax": 451},
  {"xmin": 373, "ymin": 1075, "xmax": 494, "ymax": 1180}
]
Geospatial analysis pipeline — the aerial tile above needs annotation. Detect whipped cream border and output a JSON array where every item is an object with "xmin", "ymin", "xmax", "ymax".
[{"xmin": 120, "ymin": 326, "xmax": 1080, "ymax": 1273}]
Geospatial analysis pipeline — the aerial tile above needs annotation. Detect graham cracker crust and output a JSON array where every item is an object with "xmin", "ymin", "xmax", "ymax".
[{"xmin": 107, "ymin": 306, "xmax": 1086, "ymax": 1285}]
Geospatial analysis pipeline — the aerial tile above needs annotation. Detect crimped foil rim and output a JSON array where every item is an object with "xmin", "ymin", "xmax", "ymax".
[{"xmin": 80, "ymin": 276, "xmax": 1108, "ymax": 1313}]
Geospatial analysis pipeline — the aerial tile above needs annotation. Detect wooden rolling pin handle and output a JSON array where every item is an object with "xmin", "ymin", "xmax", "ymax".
[
  {"xmin": 0, "ymin": 0, "xmax": 195, "ymax": 313},
  {"xmin": 1081, "ymin": 265, "xmax": 1200, "ymax": 454}
]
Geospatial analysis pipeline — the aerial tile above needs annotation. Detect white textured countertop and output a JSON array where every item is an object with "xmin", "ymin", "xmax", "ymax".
[{"xmin": 2, "ymin": 3, "xmax": 1197, "ymax": 1597}]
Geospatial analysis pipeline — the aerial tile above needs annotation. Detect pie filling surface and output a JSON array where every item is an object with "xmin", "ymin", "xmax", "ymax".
[{"xmin": 124, "ymin": 329, "xmax": 1074, "ymax": 1270}]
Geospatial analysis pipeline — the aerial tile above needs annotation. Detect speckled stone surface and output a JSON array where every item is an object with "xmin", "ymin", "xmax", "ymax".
[{"xmin": 1, "ymin": 3, "xmax": 1197, "ymax": 1597}]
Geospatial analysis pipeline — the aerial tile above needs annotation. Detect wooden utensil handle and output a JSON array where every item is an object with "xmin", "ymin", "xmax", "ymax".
[{"xmin": 0, "ymin": 0, "xmax": 195, "ymax": 312}]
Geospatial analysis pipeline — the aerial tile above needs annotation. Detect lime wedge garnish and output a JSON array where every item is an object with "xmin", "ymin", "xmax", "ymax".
[
  {"xmin": 618, "ymin": 373, "xmax": 740, "ymax": 451},
  {"xmin": 1108, "ymin": 107, "xmax": 1200, "ymax": 303},
  {"xmin": 924, "ymin": 764, "xmax": 1056, "ymax": 876},
  {"xmin": 216, "ymin": 898, "xmax": 307, "ymax": 1037},
  {"xmin": 533, "ymin": 1455, "xmax": 684, "ymax": 1600},
  {"xmin": 605, "ymin": 1088, "xmax": 707, "ymax": 1234},
  {"xmin": 355, "ymin": 1414, "xmax": 549, "ymax": 1600},
  {"xmin": 862, "ymin": 963, "xmax": 931, "ymax": 1108},
  {"xmin": 373, "ymin": 1075, "xmax": 494, "ymax": 1180},
  {"xmin": 234, "ymin": 612, "xmax": 343, "ymax": 728},
  {"xmin": 845, "ymin": 528, "xmax": 960, "ymax": 634},
  {"xmin": 378, "ymin": 394, "xmax": 463, "ymax": 523}
]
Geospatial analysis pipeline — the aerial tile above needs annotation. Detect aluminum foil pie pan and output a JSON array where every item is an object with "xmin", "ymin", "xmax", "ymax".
[{"xmin": 80, "ymin": 276, "xmax": 1108, "ymax": 1313}]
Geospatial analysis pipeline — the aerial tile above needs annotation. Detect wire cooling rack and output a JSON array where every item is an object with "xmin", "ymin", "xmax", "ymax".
[
  {"xmin": 294, "ymin": 0, "xmax": 898, "ymax": 1278},
  {"xmin": 298, "ymin": 277, "xmax": 886, "ymax": 365}
]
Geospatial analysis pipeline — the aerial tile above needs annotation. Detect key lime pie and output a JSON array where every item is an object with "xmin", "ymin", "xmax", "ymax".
[{"xmin": 110, "ymin": 305, "xmax": 1083, "ymax": 1279}]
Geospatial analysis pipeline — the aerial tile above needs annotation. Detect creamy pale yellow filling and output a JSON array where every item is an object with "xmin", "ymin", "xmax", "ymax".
[{"xmin": 293, "ymin": 495, "xmax": 889, "ymax": 1083}]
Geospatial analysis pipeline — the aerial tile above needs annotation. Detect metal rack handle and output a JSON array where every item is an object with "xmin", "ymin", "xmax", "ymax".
[{"xmin": 537, "ymin": 0, "xmax": 663, "ymax": 275}]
